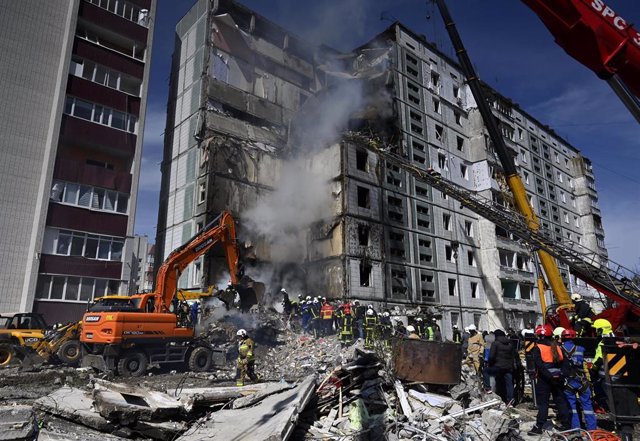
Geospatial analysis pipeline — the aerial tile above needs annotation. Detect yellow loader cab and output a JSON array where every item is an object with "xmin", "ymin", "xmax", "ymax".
[{"xmin": 0, "ymin": 312, "xmax": 48, "ymax": 366}]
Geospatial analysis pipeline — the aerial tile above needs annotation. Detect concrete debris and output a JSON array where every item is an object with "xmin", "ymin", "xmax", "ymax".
[
  {"xmin": 176, "ymin": 375, "xmax": 316, "ymax": 441},
  {"xmin": 92, "ymin": 380, "xmax": 183, "ymax": 424},
  {"xmin": 2, "ymin": 312, "xmax": 630, "ymax": 440},
  {"xmin": 0, "ymin": 405, "xmax": 37, "ymax": 441},
  {"xmin": 34, "ymin": 387, "xmax": 115, "ymax": 432}
]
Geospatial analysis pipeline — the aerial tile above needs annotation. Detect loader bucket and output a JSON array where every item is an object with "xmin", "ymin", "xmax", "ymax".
[
  {"xmin": 12, "ymin": 346, "xmax": 46, "ymax": 371},
  {"xmin": 0, "ymin": 344, "xmax": 13, "ymax": 367}
]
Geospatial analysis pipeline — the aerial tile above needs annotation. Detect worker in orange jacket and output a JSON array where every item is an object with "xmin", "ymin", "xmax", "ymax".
[{"xmin": 320, "ymin": 299, "xmax": 335, "ymax": 336}]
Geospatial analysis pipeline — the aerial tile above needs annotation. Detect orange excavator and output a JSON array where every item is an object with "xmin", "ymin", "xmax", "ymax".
[{"xmin": 80, "ymin": 211, "xmax": 240, "ymax": 376}]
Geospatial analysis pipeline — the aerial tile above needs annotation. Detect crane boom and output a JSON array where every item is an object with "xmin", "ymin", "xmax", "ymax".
[
  {"xmin": 434, "ymin": 0, "xmax": 572, "ymax": 307},
  {"xmin": 521, "ymin": 0, "xmax": 640, "ymax": 121}
]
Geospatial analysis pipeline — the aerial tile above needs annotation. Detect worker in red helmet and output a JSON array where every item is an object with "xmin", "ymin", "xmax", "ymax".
[
  {"xmin": 528, "ymin": 324, "xmax": 571, "ymax": 435},
  {"xmin": 559, "ymin": 328, "xmax": 597, "ymax": 431}
]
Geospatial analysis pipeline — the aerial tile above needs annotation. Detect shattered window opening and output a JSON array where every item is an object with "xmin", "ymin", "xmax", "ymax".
[
  {"xmin": 359, "ymin": 261, "xmax": 372, "ymax": 287},
  {"xmin": 357, "ymin": 224, "xmax": 370, "ymax": 246},
  {"xmin": 467, "ymin": 250, "xmax": 476, "ymax": 267},
  {"xmin": 448, "ymin": 278, "xmax": 457, "ymax": 296},
  {"xmin": 357, "ymin": 186, "xmax": 370, "ymax": 209},
  {"xmin": 355, "ymin": 148, "xmax": 368, "ymax": 172}
]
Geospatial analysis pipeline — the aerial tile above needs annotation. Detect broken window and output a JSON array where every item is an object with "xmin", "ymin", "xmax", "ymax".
[
  {"xmin": 359, "ymin": 261, "xmax": 372, "ymax": 287},
  {"xmin": 198, "ymin": 182, "xmax": 206, "ymax": 204},
  {"xmin": 419, "ymin": 253, "xmax": 433, "ymax": 264},
  {"xmin": 435, "ymin": 125, "xmax": 444, "ymax": 141},
  {"xmin": 443, "ymin": 213, "xmax": 451, "ymax": 231},
  {"xmin": 391, "ymin": 268, "xmax": 408, "ymax": 298},
  {"xmin": 429, "ymin": 72, "xmax": 440, "ymax": 90},
  {"xmin": 355, "ymin": 149, "xmax": 368, "ymax": 172},
  {"xmin": 464, "ymin": 221, "xmax": 473, "ymax": 236},
  {"xmin": 388, "ymin": 196, "xmax": 402, "ymax": 207},
  {"xmin": 357, "ymin": 186, "xmax": 370, "ymax": 209},
  {"xmin": 415, "ymin": 184, "xmax": 429, "ymax": 198},
  {"xmin": 357, "ymin": 224, "xmax": 370, "ymax": 246},
  {"xmin": 521, "ymin": 284, "xmax": 532, "ymax": 300},
  {"xmin": 502, "ymin": 280, "xmax": 517, "ymax": 299},
  {"xmin": 448, "ymin": 278, "xmax": 457, "ymax": 296},
  {"xmin": 471, "ymin": 282, "xmax": 478, "ymax": 298},
  {"xmin": 405, "ymin": 53, "xmax": 418, "ymax": 66},
  {"xmin": 418, "ymin": 239, "xmax": 431, "ymax": 248},
  {"xmin": 412, "ymin": 140, "xmax": 425, "ymax": 152},
  {"xmin": 211, "ymin": 53, "xmax": 229, "ymax": 83},
  {"xmin": 456, "ymin": 136, "xmax": 464, "ymax": 151},
  {"xmin": 417, "ymin": 219, "xmax": 430, "ymax": 229},
  {"xmin": 410, "ymin": 111, "xmax": 422, "ymax": 123},
  {"xmin": 460, "ymin": 164, "xmax": 468, "ymax": 180},
  {"xmin": 453, "ymin": 85, "xmax": 460, "ymax": 98},
  {"xmin": 432, "ymin": 98, "xmax": 441, "ymax": 114},
  {"xmin": 467, "ymin": 250, "xmax": 476, "ymax": 267},
  {"xmin": 454, "ymin": 111, "xmax": 462, "ymax": 125},
  {"xmin": 438, "ymin": 153, "xmax": 446, "ymax": 169},
  {"xmin": 445, "ymin": 245, "xmax": 455, "ymax": 262}
]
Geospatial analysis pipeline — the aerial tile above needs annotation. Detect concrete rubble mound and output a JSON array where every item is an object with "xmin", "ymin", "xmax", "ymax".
[{"xmin": 0, "ymin": 312, "xmax": 625, "ymax": 440}]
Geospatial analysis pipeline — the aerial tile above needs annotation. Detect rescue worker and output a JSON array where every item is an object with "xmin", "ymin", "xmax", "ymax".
[
  {"xmin": 189, "ymin": 301, "xmax": 199, "ymax": 326},
  {"xmin": 431, "ymin": 317, "xmax": 442, "ymax": 341},
  {"xmin": 483, "ymin": 329, "xmax": 517, "ymax": 404},
  {"xmin": 364, "ymin": 309, "xmax": 379, "ymax": 349},
  {"xmin": 395, "ymin": 319, "xmax": 407, "ymax": 338},
  {"xmin": 414, "ymin": 317, "xmax": 426, "ymax": 338},
  {"xmin": 570, "ymin": 293, "xmax": 594, "ymax": 335},
  {"xmin": 379, "ymin": 311, "xmax": 393, "ymax": 347},
  {"xmin": 235, "ymin": 329, "xmax": 258, "ymax": 386},
  {"xmin": 300, "ymin": 299, "xmax": 311, "ymax": 333},
  {"xmin": 353, "ymin": 300, "xmax": 365, "ymax": 339},
  {"xmin": 466, "ymin": 324, "xmax": 485, "ymax": 374},
  {"xmin": 178, "ymin": 301, "xmax": 191, "ymax": 327},
  {"xmin": 528, "ymin": 324, "xmax": 571, "ymax": 435},
  {"xmin": 310, "ymin": 298, "xmax": 321, "ymax": 338},
  {"xmin": 559, "ymin": 328, "xmax": 597, "ymax": 431},
  {"xmin": 336, "ymin": 304, "xmax": 353, "ymax": 345},
  {"xmin": 320, "ymin": 299, "xmax": 335, "ymax": 336},
  {"xmin": 406, "ymin": 325, "xmax": 420, "ymax": 340},
  {"xmin": 452, "ymin": 324, "xmax": 462, "ymax": 344},
  {"xmin": 424, "ymin": 319, "xmax": 436, "ymax": 341}
]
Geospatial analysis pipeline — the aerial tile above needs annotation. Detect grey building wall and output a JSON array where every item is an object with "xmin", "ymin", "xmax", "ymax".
[{"xmin": 0, "ymin": 0, "xmax": 78, "ymax": 312}]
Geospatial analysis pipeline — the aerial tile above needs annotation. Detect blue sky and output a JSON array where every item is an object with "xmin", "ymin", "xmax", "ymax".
[{"xmin": 136, "ymin": 0, "xmax": 640, "ymax": 269}]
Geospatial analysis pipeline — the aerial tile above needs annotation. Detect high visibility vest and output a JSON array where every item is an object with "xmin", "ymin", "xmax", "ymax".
[
  {"xmin": 537, "ymin": 343, "xmax": 563, "ymax": 377},
  {"xmin": 365, "ymin": 316, "xmax": 378, "ymax": 328},
  {"xmin": 320, "ymin": 305, "xmax": 334, "ymax": 319}
]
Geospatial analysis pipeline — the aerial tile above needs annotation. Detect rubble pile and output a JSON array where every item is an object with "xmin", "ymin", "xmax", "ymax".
[{"xmin": 0, "ymin": 314, "xmax": 608, "ymax": 440}]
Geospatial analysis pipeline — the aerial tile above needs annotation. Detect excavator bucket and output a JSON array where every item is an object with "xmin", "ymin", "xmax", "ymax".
[
  {"xmin": 12, "ymin": 346, "xmax": 46, "ymax": 371},
  {"xmin": 213, "ymin": 276, "xmax": 266, "ymax": 312}
]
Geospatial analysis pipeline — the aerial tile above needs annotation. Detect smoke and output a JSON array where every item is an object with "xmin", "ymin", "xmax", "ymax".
[{"xmin": 240, "ymin": 76, "xmax": 368, "ymax": 296}]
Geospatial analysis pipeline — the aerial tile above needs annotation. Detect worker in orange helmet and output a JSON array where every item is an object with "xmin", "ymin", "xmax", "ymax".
[{"xmin": 528, "ymin": 324, "xmax": 570, "ymax": 435}]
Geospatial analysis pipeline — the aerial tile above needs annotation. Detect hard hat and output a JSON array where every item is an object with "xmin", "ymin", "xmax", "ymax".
[
  {"xmin": 552, "ymin": 327, "xmax": 565, "ymax": 338},
  {"xmin": 236, "ymin": 329, "xmax": 247, "ymax": 337},
  {"xmin": 416, "ymin": 317, "xmax": 423, "ymax": 322},
  {"xmin": 561, "ymin": 328, "xmax": 577, "ymax": 339},
  {"xmin": 313, "ymin": 298, "xmax": 319, "ymax": 304},
  {"xmin": 366, "ymin": 309, "xmax": 375, "ymax": 316},
  {"xmin": 354, "ymin": 300, "xmax": 360, "ymax": 305},
  {"xmin": 227, "ymin": 281, "xmax": 233, "ymax": 286},
  {"xmin": 367, "ymin": 304, "xmax": 373, "ymax": 309},
  {"xmin": 534, "ymin": 324, "xmax": 553, "ymax": 337},
  {"xmin": 298, "ymin": 294, "xmax": 303, "ymax": 299},
  {"xmin": 306, "ymin": 296, "xmax": 311, "ymax": 300},
  {"xmin": 406, "ymin": 325, "xmax": 416, "ymax": 333},
  {"xmin": 583, "ymin": 317, "xmax": 593, "ymax": 324},
  {"xmin": 521, "ymin": 329, "xmax": 533, "ymax": 337},
  {"xmin": 571, "ymin": 293, "xmax": 582, "ymax": 301},
  {"xmin": 593, "ymin": 318, "xmax": 612, "ymax": 335},
  {"xmin": 467, "ymin": 324, "xmax": 477, "ymax": 332},
  {"xmin": 453, "ymin": 325, "xmax": 458, "ymax": 329},
  {"xmin": 280, "ymin": 288, "xmax": 287, "ymax": 293},
  {"xmin": 432, "ymin": 317, "xmax": 437, "ymax": 322},
  {"xmin": 383, "ymin": 311, "xmax": 390, "ymax": 317}
]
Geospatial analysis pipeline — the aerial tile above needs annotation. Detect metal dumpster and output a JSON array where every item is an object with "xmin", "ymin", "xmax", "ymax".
[{"xmin": 392, "ymin": 338, "xmax": 462, "ymax": 384}]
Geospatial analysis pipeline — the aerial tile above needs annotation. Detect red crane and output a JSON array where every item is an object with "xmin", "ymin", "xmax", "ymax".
[{"xmin": 522, "ymin": 0, "xmax": 640, "ymax": 121}]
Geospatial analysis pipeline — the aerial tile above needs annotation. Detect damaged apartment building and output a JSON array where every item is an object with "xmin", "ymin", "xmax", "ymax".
[{"xmin": 156, "ymin": 0, "xmax": 608, "ymax": 334}]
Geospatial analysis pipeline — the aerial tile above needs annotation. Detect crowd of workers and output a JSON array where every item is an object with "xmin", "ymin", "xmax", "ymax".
[{"xmin": 232, "ymin": 291, "xmax": 637, "ymax": 438}]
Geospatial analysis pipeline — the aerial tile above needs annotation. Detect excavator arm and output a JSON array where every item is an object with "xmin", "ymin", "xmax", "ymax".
[{"xmin": 153, "ymin": 211, "xmax": 239, "ymax": 313}]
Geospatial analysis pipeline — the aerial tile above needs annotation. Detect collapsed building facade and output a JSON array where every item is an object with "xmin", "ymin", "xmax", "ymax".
[{"xmin": 156, "ymin": 0, "xmax": 608, "ymax": 336}]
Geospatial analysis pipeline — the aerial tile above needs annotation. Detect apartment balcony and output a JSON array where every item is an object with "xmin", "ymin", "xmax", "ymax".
[
  {"xmin": 74, "ymin": 38, "xmax": 144, "ymax": 79},
  {"xmin": 53, "ymin": 157, "xmax": 132, "ymax": 194},
  {"xmin": 47, "ymin": 203, "xmax": 128, "ymax": 237},
  {"xmin": 60, "ymin": 115, "xmax": 137, "ymax": 158},
  {"xmin": 39, "ymin": 254, "xmax": 122, "ymax": 279},
  {"xmin": 67, "ymin": 76, "xmax": 140, "ymax": 116},
  {"xmin": 79, "ymin": 1, "xmax": 148, "ymax": 47}
]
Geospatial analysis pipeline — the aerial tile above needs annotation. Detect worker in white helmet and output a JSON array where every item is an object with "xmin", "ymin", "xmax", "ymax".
[
  {"xmin": 405, "ymin": 325, "xmax": 420, "ymax": 340},
  {"xmin": 235, "ymin": 329, "xmax": 257, "ymax": 386}
]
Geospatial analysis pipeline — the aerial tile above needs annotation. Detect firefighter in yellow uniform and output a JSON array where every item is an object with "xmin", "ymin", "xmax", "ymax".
[{"xmin": 236, "ymin": 329, "xmax": 258, "ymax": 386}]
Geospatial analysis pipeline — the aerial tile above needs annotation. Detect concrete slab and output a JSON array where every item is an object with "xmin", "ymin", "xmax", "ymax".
[
  {"xmin": 170, "ymin": 382, "xmax": 285, "ymax": 412},
  {"xmin": 177, "ymin": 375, "xmax": 317, "ymax": 441},
  {"xmin": 93, "ymin": 380, "xmax": 183, "ymax": 424},
  {"xmin": 0, "ymin": 405, "xmax": 37, "ymax": 441},
  {"xmin": 231, "ymin": 382, "xmax": 294, "ymax": 409},
  {"xmin": 33, "ymin": 387, "xmax": 114, "ymax": 432}
]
